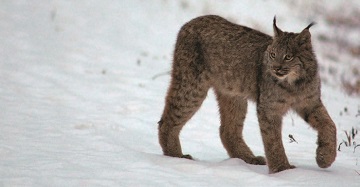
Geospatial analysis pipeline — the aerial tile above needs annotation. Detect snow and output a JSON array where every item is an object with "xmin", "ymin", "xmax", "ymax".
[{"xmin": 1, "ymin": 0, "xmax": 359, "ymax": 186}]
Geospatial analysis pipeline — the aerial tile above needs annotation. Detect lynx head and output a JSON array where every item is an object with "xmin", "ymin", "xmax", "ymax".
[{"xmin": 265, "ymin": 17, "xmax": 318, "ymax": 85}]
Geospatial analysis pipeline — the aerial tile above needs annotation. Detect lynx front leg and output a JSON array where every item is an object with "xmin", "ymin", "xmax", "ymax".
[
  {"xmin": 216, "ymin": 91, "xmax": 266, "ymax": 165},
  {"xmin": 296, "ymin": 101, "xmax": 337, "ymax": 168},
  {"xmin": 257, "ymin": 107, "xmax": 295, "ymax": 173}
]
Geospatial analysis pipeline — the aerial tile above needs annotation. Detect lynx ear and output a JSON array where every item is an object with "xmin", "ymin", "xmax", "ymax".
[
  {"xmin": 297, "ymin": 22, "xmax": 316, "ymax": 45},
  {"xmin": 273, "ymin": 16, "xmax": 283, "ymax": 37}
]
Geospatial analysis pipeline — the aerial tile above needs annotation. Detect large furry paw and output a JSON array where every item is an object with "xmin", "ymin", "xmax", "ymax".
[
  {"xmin": 181, "ymin": 154, "xmax": 193, "ymax": 160},
  {"xmin": 316, "ymin": 142, "xmax": 336, "ymax": 168},
  {"xmin": 164, "ymin": 153, "xmax": 193, "ymax": 160},
  {"xmin": 269, "ymin": 164, "xmax": 296, "ymax": 174},
  {"xmin": 246, "ymin": 156, "xmax": 267, "ymax": 165}
]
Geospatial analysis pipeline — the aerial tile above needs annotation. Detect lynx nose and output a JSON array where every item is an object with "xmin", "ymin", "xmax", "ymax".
[
  {"xmin": 272, "ymin": 65, "xmax": 289, "ymax": 77},
  {"xmin": 273, "ymin": 66, "xmax": 281, "ymax": 72},
  {"xmin": 272, "ymin": 65, "xmax": 282, "ymax": 73}
]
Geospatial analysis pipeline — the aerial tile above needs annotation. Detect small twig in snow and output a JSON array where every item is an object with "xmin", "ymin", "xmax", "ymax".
[
  {"xmin": 289, "ymin": 134, "xmax": 298, "ymax": 144},
  {"xmin": 338, "ymin": 142, "xmax": 344, "ymax": 151},
  {"xmin": 355, "ymin": 170, "xmax": 360, "ymax": 176},
  {"xmin": 354, "ymin": 144, "xmax": 360, "ymax": 153},
  {"xmin": 152, "ymin": 71, "xmax": 171, "ymax": 80}
]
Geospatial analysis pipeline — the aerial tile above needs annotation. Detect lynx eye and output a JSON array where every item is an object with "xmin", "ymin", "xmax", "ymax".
[
  {"xmin": 284, "ymin": 54, "xmax": 293, "ymax": 61},
  {"xmin": 270, "ymin": 52, "xmax": 276, "ymax": 59}
]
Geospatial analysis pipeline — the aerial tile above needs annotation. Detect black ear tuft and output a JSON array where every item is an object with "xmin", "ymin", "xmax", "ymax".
[
  {"xmin": 304, "ymin": 22, "xmax": 316, "ymax": 30},
  {"xmin": 273, "ymin": 16, "xmax": 276, "ymax": 26},
  {"xmin": 273, "ymin": 16, "xmax": 283, "ymax": 37},
  {"xmin": 297, "ymin": 22, "xmax": 316, "ymax": 44}
]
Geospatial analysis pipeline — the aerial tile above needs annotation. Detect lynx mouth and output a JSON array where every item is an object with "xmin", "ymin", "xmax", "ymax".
[
  {"xmin": 271, "ymin": 66, "xmax": 290, "ymax": 78},
  {"xmin": 275, "ymin": 72, "xmax": 288, "ymax": 77},
  {"xmin": 272, "ymin": 69, "xmax": 299, "ymax": 84},
  {"xmin": 272, "ymin": 69, "xmax": 289, "ymax": 78}
]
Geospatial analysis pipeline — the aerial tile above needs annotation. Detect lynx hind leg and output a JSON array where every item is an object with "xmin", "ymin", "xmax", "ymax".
[
  {"xmin": 158, "ymin": 76, "xmax": 209, "ymax": 159},
  {"xmin": 159, "ymin": 25, "xmax": 211, "ymax": 159},
  {"xmin": 215, "ymin": 91, "xmax": 266, "ymax": 165}
]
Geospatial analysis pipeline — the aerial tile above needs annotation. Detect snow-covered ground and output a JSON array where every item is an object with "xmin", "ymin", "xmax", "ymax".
[{"xmin": 1, "ymin": 0, "xmax": 359, "ymax": 186}]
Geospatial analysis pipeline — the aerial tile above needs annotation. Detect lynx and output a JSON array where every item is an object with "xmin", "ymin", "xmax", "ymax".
[{"xmin": 158, "ymin": 15, "xmax": 336, "ymax": 173}]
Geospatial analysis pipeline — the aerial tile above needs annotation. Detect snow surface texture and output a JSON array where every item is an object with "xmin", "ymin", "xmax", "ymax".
[{"xmin": 1, "ymin": 0, "xmax": 359, "ymax": 186}]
